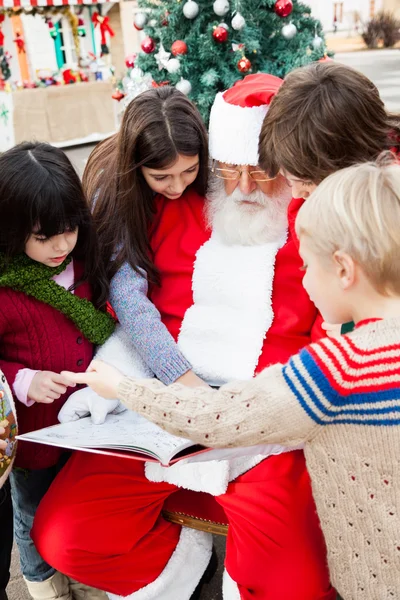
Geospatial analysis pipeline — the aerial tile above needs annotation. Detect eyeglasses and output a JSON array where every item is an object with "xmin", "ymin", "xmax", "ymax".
[{"xmin": 211, "ymin": 160, "xmax": 276, "ymax": 182}]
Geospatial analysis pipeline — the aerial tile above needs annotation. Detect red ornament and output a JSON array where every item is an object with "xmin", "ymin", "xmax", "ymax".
[
  {"xmin": 161, "ymin": 11, "xmax": 169, "ymax": 26},
  {"xmin": 237, "ymin": 56, "xmax": 251, "ymax": 73},
  {"xmin": 112, "ymin": 89, "xmax": 125, "ymax": 102},
  {"xmin": 125, "ymin": 54, "xmax": 136, "ymax": 68},
  {"xmin": 0, "ymin": 14, "xmax": 5, "ymax": 24},
  {"xmin": 213, "ymin": 25, "xmax": 228, "ymax": 43},
  {"xmin": 141, "ymin": 36, "xmax": 156, "ymax": 54},
  {"xmin": 171, "ymin": 40, "xmax": 188, "ymax": 56},
  {"xmin": 152, "ymin": 80, "xmax": 170, "ymax": 88},
  {"xmin": 274, "ymin": 0, "xmax": 293, "ymax": 18}
]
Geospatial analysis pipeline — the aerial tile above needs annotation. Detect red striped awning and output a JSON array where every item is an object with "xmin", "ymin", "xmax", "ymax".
[{"xmin": 0, "ymin": 0, "xmax": 117, "ymax": 7}]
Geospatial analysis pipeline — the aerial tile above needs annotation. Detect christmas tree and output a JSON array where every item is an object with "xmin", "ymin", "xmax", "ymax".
[{"xmin": 133, "ymin": 0, "xmax": 326, "ymax": 123}]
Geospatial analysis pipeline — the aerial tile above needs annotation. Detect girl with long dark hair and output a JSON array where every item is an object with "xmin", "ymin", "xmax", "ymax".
[{"xmin": 0, "ymin": 142, "xmax": 113, "ymax": 600}]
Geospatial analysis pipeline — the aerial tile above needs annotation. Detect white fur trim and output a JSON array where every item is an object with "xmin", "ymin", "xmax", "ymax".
[
  {"xmin": 107, "ymin": 528, "xmax": 212, "ymax": 600},
  {"xmin": 209, "ymin": 92, "xmax": 268, "ymax": 165},
  {"xmin": 223, "ymin": 570, "xmax": 241, "ymax": 600},
  {"xmin": 178, "ymin": 233, "xmax": 283, "ymax": 386},
  {"xmin": 145, "ymin": 459, "xmax": 230, "ymax": 496},
  {"xmin": 96, "ymin": 325, "xmax": 153, "ymax": 380}
]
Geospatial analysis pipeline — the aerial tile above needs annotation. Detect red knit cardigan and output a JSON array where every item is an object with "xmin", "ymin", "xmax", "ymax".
[{"xmin": 0, "ymin": 262, "xmax": 93, "ymax": 469}]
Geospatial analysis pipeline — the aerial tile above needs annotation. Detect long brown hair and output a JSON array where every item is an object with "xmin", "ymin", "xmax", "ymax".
[
  {"xmin": 83, "ymin": 86, "xmax": 209, "ymax": 285},
  {"xmin": 259, "ymin": 61, "xmax": 400, "ymax": 183}
]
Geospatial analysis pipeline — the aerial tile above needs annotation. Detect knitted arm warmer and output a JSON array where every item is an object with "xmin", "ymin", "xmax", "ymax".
[{"xmin": 110, "ymin": 262, "xmax": 192, "ymax": 385}]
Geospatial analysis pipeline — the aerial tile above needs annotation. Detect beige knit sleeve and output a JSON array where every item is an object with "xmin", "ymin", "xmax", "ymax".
[{"xmin": 117, "ymin": 364, "xmax": 318, "ymax": 449}]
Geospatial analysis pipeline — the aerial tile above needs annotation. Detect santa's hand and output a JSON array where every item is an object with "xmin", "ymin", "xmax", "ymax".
[
  {"xmin": 58, "ymin": 386, "xmax": 123, "ymax": 425},
  {"xmin": 62, "ymin": 360, "xmax": 124, "ymax": 401}
]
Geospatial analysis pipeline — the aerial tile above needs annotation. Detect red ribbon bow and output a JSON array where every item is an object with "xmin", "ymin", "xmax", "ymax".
[{"xmin": 91, "ymin": 12, "xmax": 115, "ymax": 46}]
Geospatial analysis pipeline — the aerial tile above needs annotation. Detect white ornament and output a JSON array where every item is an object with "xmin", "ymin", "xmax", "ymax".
[
  {"xmin": 183, "ymin": 1, "xmax": 199, "ymax": 19},
  {"xmin": 281, "ymin": 22, "xmax": 297, "ymax": 40},
  {"xmin": 312, "ymin": 34, "xmax": 323, "ymax": 49},
  {"xmin": 176, "ymin": 77, "xmax": 192, "ymax": 95},
  {"xmin": 231, "ymin": 12, "xmax": 245, "ymax": 31},
  {"xmin": 213, "ymin": 0, "xmax": 229, "ymax": 17},
  {"xmin": 149, "ymin": 19, "xmax": 157, "ymax": 27},
  {"xmin": 166, "ymin": 58, "xmax": 181, "ymax": 74},
  {"xmin": 219, "ymin": 22, "xmax": 229, "ymax": 30},
  {"xmin": 134, "ymin": 13, "xmax": 147, "ymax": 29},
  {"xmin": 130, "ymin": 67, "xmax": 144, "ymax": 80},
  {"xmin": 154, "ymin": 43, "xmax": 171, "ymax": 70}
]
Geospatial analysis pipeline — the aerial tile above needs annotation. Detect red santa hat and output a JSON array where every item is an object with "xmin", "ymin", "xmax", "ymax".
[{"xmin": 209, "ymin": 73, "xmax": 283, "ymax": 166}]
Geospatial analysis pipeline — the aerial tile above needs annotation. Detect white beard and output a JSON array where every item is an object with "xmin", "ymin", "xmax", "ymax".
[{"xmin": 206, "ymin": 176, "xmax": 291, "ymax": 246}]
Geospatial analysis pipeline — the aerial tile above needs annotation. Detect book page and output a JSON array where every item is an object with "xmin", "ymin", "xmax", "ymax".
[{"xmin": 17, "ymin": 411, "xmax": 194, "ymax": 466}]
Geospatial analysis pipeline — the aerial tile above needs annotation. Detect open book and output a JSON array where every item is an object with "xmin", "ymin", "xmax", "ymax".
[{"xmin": 17, "ymin": 411, "xmax": 207, "ymax": 467}]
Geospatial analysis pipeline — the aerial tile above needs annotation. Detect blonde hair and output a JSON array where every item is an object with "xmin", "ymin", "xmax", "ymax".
[{"xmin": 295, "ymin": 159, "xmax": 400, "ymax": 295}]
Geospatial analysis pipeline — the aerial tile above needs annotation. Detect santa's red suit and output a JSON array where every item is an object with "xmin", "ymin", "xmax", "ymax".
[
  {"xmin": 32, "ymin": 188, "xmax": 334, "ymax": 600},
  {"xmin": 32, "ymin": 74, "xmax": 335, "ymax": 600}
]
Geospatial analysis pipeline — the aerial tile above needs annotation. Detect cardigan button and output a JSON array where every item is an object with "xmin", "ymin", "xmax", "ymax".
[
  {"xmin": 76, "ymin": 337, "xmax": 83, "ymax": 344},
  {"xmin": 77, "ymin": 359, "xmax": 84, "ymax": 367}
]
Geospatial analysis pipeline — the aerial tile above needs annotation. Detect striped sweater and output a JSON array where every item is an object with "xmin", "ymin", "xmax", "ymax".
[{"xmin": 118, "ymin": 317, "xmax": 400, "ymax": 600}]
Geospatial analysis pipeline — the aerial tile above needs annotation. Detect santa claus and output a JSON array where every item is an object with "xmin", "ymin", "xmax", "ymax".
[{"xmin": 32, "ymin": 75, "xmax": 335, "ymax": 600}]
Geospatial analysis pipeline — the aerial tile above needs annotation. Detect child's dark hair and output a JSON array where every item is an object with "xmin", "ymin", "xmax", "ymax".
[
  {"xmin": 259, "ymin": 61, "xmax": 400, "ymax": 183},
  {"xmin": 83, "ymin": 86, "xmax": 209, "ymax": 285},
  {"xmin": 0, "ymin": 142, "xmax": 109, "ymax": 308}
]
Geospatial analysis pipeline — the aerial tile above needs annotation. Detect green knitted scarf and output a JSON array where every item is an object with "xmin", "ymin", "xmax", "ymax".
[{"xmin": 0, "ymin": 254, "xmax": 115, "ymax": 346}]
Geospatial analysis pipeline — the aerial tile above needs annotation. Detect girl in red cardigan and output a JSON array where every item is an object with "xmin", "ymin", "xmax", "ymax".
[{"xmin": 0, "ymin": 143, "xmax": 114, "ymax": 600}]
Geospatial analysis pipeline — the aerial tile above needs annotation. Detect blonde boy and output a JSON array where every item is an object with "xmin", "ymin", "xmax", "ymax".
[{"xmin": 65, "ymin": 161, "xmax": 400, "ymax": 600}]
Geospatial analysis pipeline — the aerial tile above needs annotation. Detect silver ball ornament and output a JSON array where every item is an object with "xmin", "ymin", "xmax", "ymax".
[
  {"xmin": 312, "ymin": 34, "xmax": 323, "ymax": 49},
  {"xmin": 213, "ymin": 0, "xmax": 229, "ymax": 17},
  {"xmin": 134, "ymin": 13, "xmax": 147, "ymax": 30},
  {"xmin": 166, "ymin": 58, "xmax": 180, "ymax": 74},
  {"xmin": 219, "ymin": 22, "xmax": 228, "ymax": 30},
  {"xmin": 231, "ymin": 12, "xmax": 245, "ymax": 31},
  {"xmin": 183, "ymin": 1, "xmax": 199, "ymax": 19},
  {"xmin": 281, "ymin": 22, "xmax": 297, "ymax": 40},
  {"xmin": 176, "ymin": 78, "xmax": 192, "ymax": 95}
]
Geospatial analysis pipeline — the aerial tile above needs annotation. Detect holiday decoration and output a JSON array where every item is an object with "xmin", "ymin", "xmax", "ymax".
[
  {"xmin": 183, "ymin": 1, "xmax": 199, "ymax": 20},
  {"xmin": 231, "ymin": 13, "xmax": 245, "ymax": 31},
  {"xmin": 154, "ymin": 43, "xmax": 171, "ymax": 69},
  {"xmin": 312, "ymin": 34, "xmax": 323, "ymax": 50},
  {"xmin": 171, "ymin": 40, "xmax": 188, "ymax": 56},
  {"xmin": 237, "ymin": 56, "xmax": 251, "ymax": 73},
  {"xmin": 281, "ymin": 22, "xmax": 297, "ymax": 39},
  {"xmin": 213, "ymin": 25, "xmax": 228, "ymax": 43},
  {"xmin": 125, "ymin": 54, "xmax": 136, "ymax": 69},
  {"xmin": 78, "ymin": 17, "xmax": 86, "ymax": 38},
  {"xmin": 112, "ymin": 88, "xmax": 125, "ymax": 101},
  {"xmin": 134, "ymin": 13, "xmax": 147, "ymax": 31},
  {"xmin": 176, "ymin": 77, "xmax": 192, "ymax": 95},
  {"xmin": 0, "ymin": 47, "xmax": 11, "ymax": 82},
  {"xmin": 135, "ymin": 0, "xmax": 326, "ymax": 124},
  {"xmin": 46, "ymin": 18, "xmax": 57, "ymax": 39},
  {"xmin": 14, "ymin": 31, "xmax": 25, "ymax": 54},
  {"xmin": 166, "ymin": 58, "xmax": 180, "ymax": 74},
  {"xmin": 92, "ymin": 12, "xmax": 115, "ymax": 56},
  {"xmin": 274, "ymin": 0, "xmax": 293, "ymax": 18},
  {"xmin": 213, "ymin": 0, "xmax": 229, "ymax": 17},
  {"xmin": 141, "ymin": 36, "xmax": 156, "ymax": 54}
]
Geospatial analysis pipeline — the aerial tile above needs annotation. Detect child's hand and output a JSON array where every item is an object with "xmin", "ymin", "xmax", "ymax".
[
  {"xmin": 28, "ymin": 371, "xmax": 75, "ymax": 404},
  {"xmin": 176, "ymin": 370, "xmax": 210, "ymax": 388},
  {"xmin": 0, "ymin": 419, "xmax": 8, "ymax": 450},
  {"xmin": 321, "ymin": 322, "xmax": 342, "ymax": 338},
  {"xmin": 62, "ymin": 360, "xmax": 124, "ymax": 400}
]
